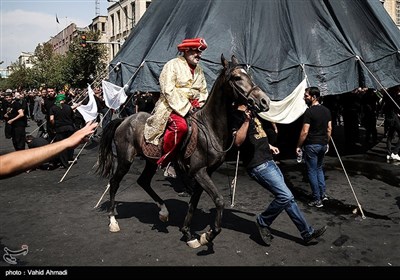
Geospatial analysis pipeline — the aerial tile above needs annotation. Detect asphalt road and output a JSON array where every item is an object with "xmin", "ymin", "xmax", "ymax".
[{"xmin": 0, "ymin": 119, "xmax": 399, "ymax": 275}]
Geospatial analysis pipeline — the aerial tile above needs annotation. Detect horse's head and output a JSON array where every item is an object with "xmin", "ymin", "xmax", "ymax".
[{"xmin": 221, "ymin": 54, "xmax": 270, "ymax": 113}]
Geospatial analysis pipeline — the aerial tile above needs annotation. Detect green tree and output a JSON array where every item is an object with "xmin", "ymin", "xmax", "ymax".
[
  {"xmin": 6, "ymin": 63, "xmax": 36, "ymax": 90},
  {"xmin": 32, "ymin": 43, "xmax": 68, "ymax": 89},
  {"xmin": 66, "ymin": 30, "xmax": 108, "ymax": 88},
  {"xmin": 2, "ymin": 30, "xmax": 107, "ymax": 91}
]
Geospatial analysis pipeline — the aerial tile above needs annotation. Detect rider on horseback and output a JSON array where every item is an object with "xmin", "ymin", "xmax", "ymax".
[{"xmin": 143, "ymin": 37, "xmax": 209, "ymax": 173}]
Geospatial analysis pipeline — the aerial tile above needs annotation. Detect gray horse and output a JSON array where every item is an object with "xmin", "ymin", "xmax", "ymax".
[{"xmin": 96, "ymin": 54, "xmax": 270, "ymax": 248}]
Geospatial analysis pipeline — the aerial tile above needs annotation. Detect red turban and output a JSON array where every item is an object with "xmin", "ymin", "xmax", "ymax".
[{"xmin": 177, "ymin": 37, "xmax": 208, "ymax": 52}]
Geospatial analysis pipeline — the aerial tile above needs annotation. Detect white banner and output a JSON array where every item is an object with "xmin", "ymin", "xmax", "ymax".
[
  {"xmin": 102, "ymin": 80, "xmax": 128, "ymax": 110},
  {"xmin": 259, "ymin": 78, "xmax": 308, "ymax": 124},
  {"xmin": 77, "ymin": 85, "xmax": 98, "ymax": 123}
]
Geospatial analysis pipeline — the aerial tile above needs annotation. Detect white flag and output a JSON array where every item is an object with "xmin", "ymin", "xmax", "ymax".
[
  {"xmin": 77, "ymin": 85, "xmax": 98, "ymax": 122},
  {"xmin": 259, "ymin": 78, "xmax": 308, "ymax": 124},
  {"xmin": 102, "ymin": 80, "xmax": 128, "ymax": 110}
]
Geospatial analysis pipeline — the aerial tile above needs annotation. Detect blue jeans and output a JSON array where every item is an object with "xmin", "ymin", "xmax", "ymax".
[
  {"xmin": 303, "ymin": 144, "xmax": 328, "ymax": 201},
  {"xmin": 248, "ymin": 160, "xmax": 314, "ymax": 239}
]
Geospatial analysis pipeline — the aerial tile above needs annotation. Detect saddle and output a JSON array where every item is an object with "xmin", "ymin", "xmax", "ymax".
[{"xmin": 142, "ymin": 116, "xmax": 198, "ymax": 160}]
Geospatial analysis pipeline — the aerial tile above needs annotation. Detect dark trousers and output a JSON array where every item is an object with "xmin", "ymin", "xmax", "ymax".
[
  {"xmin": 54, "ymin": 129, "xmax": 75, "ymax": 167},
  {"xmin": 11, "ymin": 126, "xmax": 26, "ymax": 151},
  {"xmin": 386, "ymin": 115, "xmax": 400, "ymax": 155}
]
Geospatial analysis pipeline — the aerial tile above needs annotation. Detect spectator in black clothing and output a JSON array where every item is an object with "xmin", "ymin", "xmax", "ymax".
[
  {"xmin": 42, "ymin": 88, "xmax": 57, "ymax": 140},
  {"xmin": 33, "ymin": 89, "xmax": 47, "ymax": 138},
  {"xmin": 3, "ymin": 92, "xmax": 13, "ymax": 139},
  {"xmin": 49, "ymin": 94, "xmax": 76, "ymax": 168},
  {"xmin": 341, "ymin": 89, "xmax": 362, "ymax": 153},
  {"xmin": 25, "ymin": 135, "xmax": 50, "ymax": 171},
  {"xmin": 6, "ymin": 92, "xmax": 27, "ymax": 151},
  {"xmin": 135, "ymin": 92, "xmax": 156, "ymax": 113},
  {"xmin": 26, "ymin": 134, "xmax": 50, "ymax": 148},
  {"xmin": 119, "ymin": 93, "xmax": 136, "ymax": 117},
  {"xmin": 384, "ymin": 85, "xmax": 400, "ymax": 161}
]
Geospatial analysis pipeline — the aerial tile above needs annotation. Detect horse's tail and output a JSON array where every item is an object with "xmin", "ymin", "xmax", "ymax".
[{"xmin": 96, "ymin": 118, "xmax": 125, "ymax": 178}]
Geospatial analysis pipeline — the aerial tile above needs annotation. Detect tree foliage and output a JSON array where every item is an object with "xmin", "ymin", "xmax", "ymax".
[{"xmin": 0, "ymin": 30, "xmax": 108, "ymax": 91}]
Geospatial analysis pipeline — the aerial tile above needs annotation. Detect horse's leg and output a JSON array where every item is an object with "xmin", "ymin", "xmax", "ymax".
[
  {"xmin": 180, "ymin": 184, "xmax": 203, "ymax": 242},
  {"xmin": 187, "ymin": 168, "xmax": 224, "ymax": 248},
  {"xmin": 137, "ymin": 161, "xmax": 169, "ymax": 222},
  {"xmin": 108, "ymin": 159, "xmax": 132, "ymax": 232}
]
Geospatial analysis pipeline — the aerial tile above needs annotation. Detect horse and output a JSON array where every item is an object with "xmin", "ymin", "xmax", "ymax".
[{"xmin": 96, "ymin": 54, "xmax": 271, "ymax": 248}]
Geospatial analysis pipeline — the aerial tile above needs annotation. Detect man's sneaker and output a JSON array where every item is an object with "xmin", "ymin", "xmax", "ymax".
[
  {"xmin": 304, "ymin": 225, "xmax": 327, "ymax": 244},
  {"xmin": 308, "ymin": 200, "xmax": 323, "ymax": 208},
  {"xmin": 321, "ymin": 194, "xmax": 329, "ymax": 201},
  {"xmin": 256, "ymin": 221, "xmax": 273, "ymax": 246}
]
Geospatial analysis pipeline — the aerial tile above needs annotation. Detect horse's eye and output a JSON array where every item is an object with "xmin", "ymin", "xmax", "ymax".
[{"xmin": 232, "ymin": 76, "xmax": 241, "ymax": 81}]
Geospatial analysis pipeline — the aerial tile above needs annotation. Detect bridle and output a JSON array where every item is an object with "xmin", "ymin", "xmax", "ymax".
[{"xmin": 228, "ymin": 67, "xmax": 260, "ymax": 110}]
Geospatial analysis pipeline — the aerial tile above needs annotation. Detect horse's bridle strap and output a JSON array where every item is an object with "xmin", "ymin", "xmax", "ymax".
[{"xmin": 229, "ymin": 80, "xmax": 259, "ymax": 100}]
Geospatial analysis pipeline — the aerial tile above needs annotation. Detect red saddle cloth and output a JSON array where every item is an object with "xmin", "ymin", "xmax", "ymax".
[{"xmin": 142, "ymin": 117, "xmax": 198, "ymax": 160}]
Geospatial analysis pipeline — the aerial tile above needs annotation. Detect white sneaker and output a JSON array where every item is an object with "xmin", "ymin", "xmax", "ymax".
[
  {"xmin": 387, "ymin": 154, "xmax": 392, "ymax": 161},
  {"xmin": 391, "ymin": 153, "xmax": 400, "ymax": 161}
]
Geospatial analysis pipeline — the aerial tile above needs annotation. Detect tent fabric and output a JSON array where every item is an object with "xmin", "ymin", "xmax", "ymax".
[{"xmin": 108, "ymin": 0, "xmax": 400, "ymax": 101}]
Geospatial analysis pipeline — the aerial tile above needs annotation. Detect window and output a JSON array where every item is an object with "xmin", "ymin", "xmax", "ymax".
[
  {"xmin": 131, "ymin": 2, "xmax": 136, "ymax": 26},
  {"xmin": 102, "ymin": 22, "xmax": 106, "ymax": 33},
  {"xmin": 111, "ymin": 15, "xmax": 115, "ymax": 36},
  {"xmin": 117, "ymin": 11, "xmax": 121, "ymax": 33},
  {"xmin": 397, "ymin": 1, "xmax": 400, "ymax": 25},
  {"xmin": 124, "ymin": 7, "xmax": 129, "ymax": 30}
]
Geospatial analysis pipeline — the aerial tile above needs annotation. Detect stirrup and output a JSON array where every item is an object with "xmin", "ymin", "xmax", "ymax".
[{"xmin": 163, "ymin": 162, "xmax": 177, "ymax": 178}]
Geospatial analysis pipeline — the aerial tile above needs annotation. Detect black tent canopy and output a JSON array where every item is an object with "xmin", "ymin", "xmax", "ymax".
[{"xmin": 108, "ymin": 0, "xmax": 400, "ymax": 100}]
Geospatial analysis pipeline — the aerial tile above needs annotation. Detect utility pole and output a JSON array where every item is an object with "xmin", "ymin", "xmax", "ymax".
[{"xmin": 86, "ymin": 40, "xmax": 123, "ymax": 45}]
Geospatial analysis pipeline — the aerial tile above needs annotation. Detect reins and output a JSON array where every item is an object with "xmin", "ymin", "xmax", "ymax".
[{"xmin": 189, "ymin": 114, "xmax": 237, "ymax": 153}]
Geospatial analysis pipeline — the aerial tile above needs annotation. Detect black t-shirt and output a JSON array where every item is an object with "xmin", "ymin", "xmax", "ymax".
[
  {"xmin": 230, "ymin": 110, "xmax": 273, "ymax": 169},
  {"xmin": 8, "ymin": 100, "xmax": 26, "ymax": 127},
  {"xmin": 303, "ymin": 104, "xmax": 331, "ymax": 145},
  {"xmin": 49, "ymin": 104, "xmax": 75, "ymax": 130}
]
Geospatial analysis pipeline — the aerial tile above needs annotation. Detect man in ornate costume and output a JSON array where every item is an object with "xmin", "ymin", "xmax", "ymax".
[{"xmin": 144, "ymin": 37, "xmax": 209, "ymax": 170}]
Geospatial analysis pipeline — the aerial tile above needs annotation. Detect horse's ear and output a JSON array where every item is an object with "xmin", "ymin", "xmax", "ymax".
[
  {"xmin": 231, "ymin": 55, "xmax": 239, "ymax": 66},
  {"xmin": 221, "ymin": 54, "xmax": 228, "ymax": 68}
]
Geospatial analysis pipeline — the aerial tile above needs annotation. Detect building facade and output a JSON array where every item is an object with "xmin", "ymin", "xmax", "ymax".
[
  {"xmin": 18, "ymin": 52, "xmax": 35, "ymax": 68},
  {"xmin": 107, "ymin": 0, "xmax": 152, "ymax": 60},
  {"xmin": 381, "ymin": 0, "xmax": 400, "ymax": 27},
  {"xmin": 47, "ymin": 23, "xmax": 85, "ymax": 56}
]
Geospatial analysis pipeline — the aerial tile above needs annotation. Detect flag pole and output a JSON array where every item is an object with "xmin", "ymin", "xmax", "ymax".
[
  {"xmin": 59, "ymin": 141, "xmax": 89, "ymax": 183},
  {"xmin": 230, "ymin": 150, "xmax": 240, "ymax": 207}
]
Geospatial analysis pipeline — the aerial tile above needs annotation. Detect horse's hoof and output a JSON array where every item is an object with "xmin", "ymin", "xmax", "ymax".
[
  {"xmin": 109, "ymin": 222, "xmax": 120, "ymax": 232},
  {"xmin": 159, "ymin": 214, "xmax": 169, "ymax": 223},
  {"xmin": 199, "ymin": 233, "xmax": 209, "ymax": 246},
  {"xmin": 186, "ymin": 239, "xmax": 202, "ymax": 249}
]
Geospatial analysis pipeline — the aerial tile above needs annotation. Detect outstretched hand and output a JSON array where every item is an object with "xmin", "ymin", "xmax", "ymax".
[{"xmin": 66, "ymin": 121, "xmax": 98, "ymax": 149}]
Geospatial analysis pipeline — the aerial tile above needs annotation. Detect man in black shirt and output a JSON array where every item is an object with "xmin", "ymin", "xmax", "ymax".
[
  {"xmin": 296, "ymin": 87, "xmax": 332, "ymax": 208},
  {"xmin": 6, "ymin": 92, "xmax": 27, "ymax": 151},
  {"xmin": 49, "ymin": 94, "xmax": 76, "ymax": 168},
  {"xmin": 231, "ymin": 102, "xmax": 327, "ymax": 246}
]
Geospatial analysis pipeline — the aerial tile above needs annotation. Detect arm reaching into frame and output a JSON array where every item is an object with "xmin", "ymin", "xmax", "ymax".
[{"xmin": 0, "ymin": 121, "xmax": 98, "ymax": 179}]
